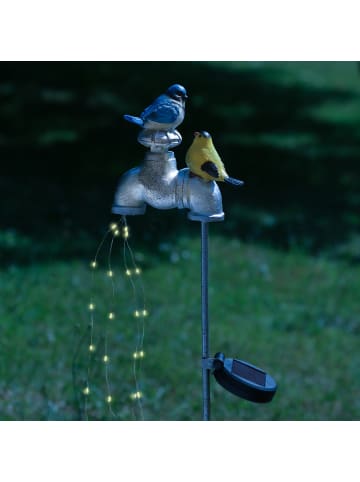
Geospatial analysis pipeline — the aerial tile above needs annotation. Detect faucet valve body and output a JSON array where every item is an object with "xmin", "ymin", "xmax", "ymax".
[{"xmin": 112, "ymin": 130, "xmax": 224, "ymax": 222}]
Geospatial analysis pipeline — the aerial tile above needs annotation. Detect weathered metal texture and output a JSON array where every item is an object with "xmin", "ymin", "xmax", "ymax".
[
  {"xmin": 137, "ymin": 128, "xmax": 182, "ymax": 152},
  {"xmin": 112, "ymin": 150, "xmax": 224, "ymax": 222}
]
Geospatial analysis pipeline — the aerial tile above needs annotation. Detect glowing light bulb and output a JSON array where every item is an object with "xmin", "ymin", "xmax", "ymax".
[
  {"xmin": 135, "ymin": 267, "xmax": 141, "ymax": 275},
  {"xmin": 133, "ymin": 351, "xmax": 145, "ymax": 359},
  {"xmin": 83, "ymin": 386, "xmax": 90, "ymax": 396},
  {"xmin": 88, "ymin": 303, "xmax": 95, "ymax": 311},
  {"xmin": 108, "ymin": 312, "xmax": 115, "ymax": 320},
  {"xmin": 106, "ymin": 395, "xmax": 113, "ymax": 404},
  {"xmin": 90, "ymin": 261, "xmax": 97, "ymax": 269},
  {"xmin": 110, "ymin": 222, "xmax": 118, "ymax": 231},
  {"xmin": 107, "ymin": 270, "xmax": 114, "ymax": 277},
  {"xmin": 123, "ymin": 226, "xmax": 130, "ymax": 239},
  {"xmin": 125, "ymin": 269, "xmax": 132, "ymax": 276},
  {"xmin": 89, "ymin": 344, "xmax": 96, "ymax": 352},
  {"xmin": 114, "ymin": 229, "xmax": 120, "ymax": 237},
  {"xmin": 130, "ymin": 391, "xmax": 142, "ymax": 400},
  {"xmin": 103, "ymin": 355, "xmax": 110, "ymax": 363},
  {"xmin": 134, "ymin": 309, "xmax": 148, "ymax": 318}
]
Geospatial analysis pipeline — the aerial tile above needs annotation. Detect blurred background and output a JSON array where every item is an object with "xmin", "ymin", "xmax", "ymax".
[{"xmin": 0, "ymin": 61, "xmax": 359, "ymax": 420}]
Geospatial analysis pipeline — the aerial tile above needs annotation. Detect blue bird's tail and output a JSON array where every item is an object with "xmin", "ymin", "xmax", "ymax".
[
  {"xmin": 123, "ymin": 114, "xmax": 144, "ymax": 127},
  {"xmin": 224, "ymin": 177, "xmax": 244, "ymax": 186}
]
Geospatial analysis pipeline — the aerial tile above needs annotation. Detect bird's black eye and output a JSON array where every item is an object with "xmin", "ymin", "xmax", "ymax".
[{"xmin": 166, "ymin": 84, "xmax": 187, "ymax": 99}]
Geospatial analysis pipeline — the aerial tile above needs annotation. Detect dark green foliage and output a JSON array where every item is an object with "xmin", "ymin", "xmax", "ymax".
[{"xmin": 1, "ymin": 61, "xmax": 360, "ymax": 262}]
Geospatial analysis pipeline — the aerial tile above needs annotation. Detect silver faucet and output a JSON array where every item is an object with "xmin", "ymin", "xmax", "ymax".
[{"xmin": 112, "ymin": 127, "xmax": 225, "ymax": 223}]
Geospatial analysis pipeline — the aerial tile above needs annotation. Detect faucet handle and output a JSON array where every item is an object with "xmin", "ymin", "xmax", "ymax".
[{"xmin": 137, "ymin": 129, "xmax": 182, "ymax": 152}]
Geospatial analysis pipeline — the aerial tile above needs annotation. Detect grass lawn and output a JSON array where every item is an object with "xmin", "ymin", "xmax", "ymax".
[{"xmin": 1, "ymin": 232, "xmax": 359, "ymax": 420}]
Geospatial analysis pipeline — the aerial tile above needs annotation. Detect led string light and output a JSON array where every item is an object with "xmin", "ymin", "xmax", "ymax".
[
  {"xmin": 74, "ymin": 218, "xmax": 149, "ymax": 420},
  {"xmin": 71, "ymin": 224, "xmax": 115, "ymax": 420},
  {"xmin": 83, "ymin": 225, "xmax": 113, "ymax": 419},
  {"xmin": 72, "ymin": 324, "xmax": 91, "ymax": 421},
  {"xmin": 103, "ymin": 331, "xmax": 115, "ymax": 415},
  {"xmin": 101, "ymin": 222, "xmax": 120, "ymax": 418},
  {"xmin": 133, "ymin": 350, "xmax": 145, "ymax": 359},
  {"xmin": 120, "ymin": 216, "xmax": 148, "ymax": 419}
]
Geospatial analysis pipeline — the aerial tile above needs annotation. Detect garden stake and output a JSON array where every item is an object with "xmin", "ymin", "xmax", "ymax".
[
  {"xmin": 201, "ymin": 221, "xmax": 210, "ymax": 420},
  {"xmin": 112, "ymin": 84, "xmax": 278, "ymax": 420}
]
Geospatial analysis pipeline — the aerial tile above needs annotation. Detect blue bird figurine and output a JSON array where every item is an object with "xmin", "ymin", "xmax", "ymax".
[{"xmin": 123, "ymin": 84, "xmax": 188, "ymax": 131}]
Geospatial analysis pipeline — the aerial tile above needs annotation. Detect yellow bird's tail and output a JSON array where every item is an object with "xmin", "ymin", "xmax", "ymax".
[{"xmin": 224, "ymin": 177, "xmax": 244, "ymax": 186}]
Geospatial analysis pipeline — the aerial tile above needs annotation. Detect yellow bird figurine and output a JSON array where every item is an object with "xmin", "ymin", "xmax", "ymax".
[{"xmin": 185, "ymin": 131, "xmax": 244, "ymax": 185}]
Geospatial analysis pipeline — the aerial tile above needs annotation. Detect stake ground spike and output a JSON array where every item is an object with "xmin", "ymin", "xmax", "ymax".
[
  {"xmin": 201, "ymin": 221, "xmax": 210, "ymax": 421},
  {"xmin": 112, "ymin": 84, "xmax": 277, "ymax": 420}
]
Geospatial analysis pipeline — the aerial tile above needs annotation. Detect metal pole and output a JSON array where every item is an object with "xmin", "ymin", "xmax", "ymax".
[{"xmin": 201, "ymin": 221, "xmax": 210, "ymax": 421}]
